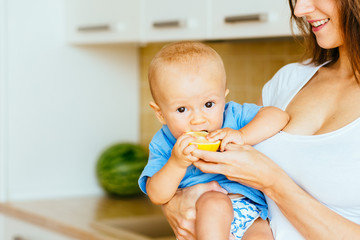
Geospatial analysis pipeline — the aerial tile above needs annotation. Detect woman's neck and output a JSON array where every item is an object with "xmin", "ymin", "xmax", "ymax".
[{"xmin": 333, "ymin": 45, "xmax": 356, "ymax": 79}]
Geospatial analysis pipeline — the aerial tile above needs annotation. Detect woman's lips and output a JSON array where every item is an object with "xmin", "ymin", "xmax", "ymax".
[{"xmin": 309, "ymin": 18, "xmax": 330, "ymax": 32}]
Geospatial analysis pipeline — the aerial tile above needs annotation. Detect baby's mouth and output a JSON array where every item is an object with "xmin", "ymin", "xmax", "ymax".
[{"xmin": 188, "ymin": 130, "xmax": 208, "ymax": 133}]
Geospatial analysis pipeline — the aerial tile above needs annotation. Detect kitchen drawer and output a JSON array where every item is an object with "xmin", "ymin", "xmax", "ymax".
[
  {"xmin": 210, "ymin": 0, "xmax": 293, "ymax": 40},
  {"xmin": 141, "ymin": 0, "xmax": 209, "ymax": 42},
  {"xmin": 64, "ymin": 0, "xmax": 140, "ymax": 44}
]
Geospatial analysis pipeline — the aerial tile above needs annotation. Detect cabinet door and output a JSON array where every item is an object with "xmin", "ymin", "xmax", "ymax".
[
  {"xmin": 210, "ymin": 0, "xmax": 293, "ymax": 40},
  {"xmin": 3, "ymin": 216, "xmax": 75, "ymax": 240},
  {"xmin": 141, "ymin": 0, "xmax": 208, "ymax": 42},
  {"xmin": 64, "ymin": 0, "xmax": 140, "ymax": 44}
]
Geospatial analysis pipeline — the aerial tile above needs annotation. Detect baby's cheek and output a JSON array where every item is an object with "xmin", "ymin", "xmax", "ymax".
[
  {"xmin": 167, "ymin": 125, "xmax": 184, "ymax": 139},
  {"xmin": 213, "ymin": 120, "xmax": 224, "ymax": 131}
]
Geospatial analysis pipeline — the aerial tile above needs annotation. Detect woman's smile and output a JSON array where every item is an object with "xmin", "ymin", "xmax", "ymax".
[{"xmin": 309, "ymin": 18, "xmax": 330, "ymax": 32}]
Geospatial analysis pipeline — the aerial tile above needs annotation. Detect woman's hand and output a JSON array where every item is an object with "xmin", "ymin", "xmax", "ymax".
[
  {"xmin": 161, "ymin": 181, "xmax": 227, "ymax": 240},
  {"xmin": 192, "ymin": 143, "xmax": 282, "ymax": 193}
]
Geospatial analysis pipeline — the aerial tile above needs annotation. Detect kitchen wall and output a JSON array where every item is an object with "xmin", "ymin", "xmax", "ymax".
[
  {"xmin": 0, "ymin": 0, "xmax": 140, "ymax": 201},
  {"xmin": 139, "ymin": 39, "xmax": 304, "ymax": 146},
  {"xmin": 0, "ymin": 0, "xmax": 303, "ymax": 201}
]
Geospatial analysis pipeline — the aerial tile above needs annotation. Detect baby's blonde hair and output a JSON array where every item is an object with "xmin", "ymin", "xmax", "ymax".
[{"xmin": 148, "ymin": 41, "xmax": 226, "ymax": 102}]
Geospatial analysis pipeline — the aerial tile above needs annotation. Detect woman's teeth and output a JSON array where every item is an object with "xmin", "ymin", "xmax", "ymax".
[{"xmin": 311, "ymin": 18, "xmax": 329, "ymax": 27}]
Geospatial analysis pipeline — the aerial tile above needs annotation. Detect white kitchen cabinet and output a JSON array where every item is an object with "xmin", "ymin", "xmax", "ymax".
[
  {"xmin": 64, "ymin": 0, "xmax": 140, "ymax": 44},
  {"xmin": 140, "ymin": 0, "xmax": 209, "ymax": 42},
  {"xmin": 64, "ymin": 0, "xmax": 295, "ymax": 44},
  {"xmin": 209, "ymin": 0, "xmax": 293, "ymax": 40},
  {"xmin": 2, "ymin": 216, "xmax": 74, "ymax": 240}
]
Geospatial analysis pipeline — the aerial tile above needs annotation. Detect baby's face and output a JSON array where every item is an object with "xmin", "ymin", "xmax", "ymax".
[{"xmin": 153, "ymin": 60, "xmax": 228, "ymax": 139}]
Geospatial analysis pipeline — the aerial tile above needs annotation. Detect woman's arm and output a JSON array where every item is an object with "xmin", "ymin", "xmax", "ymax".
[
  {"xmin": 192, "ymin": 144, "xmax": 360, "ymax": 239},
  {"xmin": 267, "ymin": 169, "xmax": 360, "ymax": 239}
]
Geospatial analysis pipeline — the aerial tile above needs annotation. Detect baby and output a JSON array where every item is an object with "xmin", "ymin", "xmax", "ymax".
[{"xmin": 138, "ymin": 41, "xmax": 288, "ymax": 239}]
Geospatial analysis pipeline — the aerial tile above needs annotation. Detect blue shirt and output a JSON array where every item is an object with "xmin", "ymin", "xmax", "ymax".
[{"xmin": 138, "ymin": 101, "xmax": 268, "ymax": 219}]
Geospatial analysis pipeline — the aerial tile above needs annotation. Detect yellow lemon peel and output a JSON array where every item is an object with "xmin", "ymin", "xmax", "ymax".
[{"xmin": 186, "ymin": 131, "xmax": 220, "ymax": 152}]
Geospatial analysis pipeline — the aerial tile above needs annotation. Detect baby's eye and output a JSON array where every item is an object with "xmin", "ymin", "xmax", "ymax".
[
  {"xmin": 177, "ymin": 107, "xmax": 187, "ymax": 113},
  {"xmin": 204, "ymin": 102, "xmax": 214, "ymax": 108}
]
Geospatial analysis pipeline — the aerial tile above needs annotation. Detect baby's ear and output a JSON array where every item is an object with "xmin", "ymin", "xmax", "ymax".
[
  {"xmin": 225, "ymin": 89, "xmax": 230, "ymax": 97},
  {"xmin": 149, "ymin": 101, "xmax": 166, "ymax": 125}
]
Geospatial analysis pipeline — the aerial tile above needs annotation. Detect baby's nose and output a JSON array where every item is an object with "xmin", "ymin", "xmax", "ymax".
[{"xmin": 190, "ymin": 112, "xmax": 206, "ymax": 125}]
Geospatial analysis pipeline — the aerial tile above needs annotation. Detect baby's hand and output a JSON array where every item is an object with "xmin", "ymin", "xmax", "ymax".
[
  {"xmin": 207, "ymin": 128, "xmax": 245, "ymax": 151},
  {"xmin": 170, "ymin": 133, "xmax": 199, "ymax": 168}
]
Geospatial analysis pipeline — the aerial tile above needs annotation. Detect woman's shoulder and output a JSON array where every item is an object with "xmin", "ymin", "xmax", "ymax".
[
  {"xmin": 275, "ymin": 61, "xmax": 318, "ymax": 78},
  {"xmin": 269, "ymin": 61, "xmax": 320, "ymax": 87},
  {"xmin": 262, "ymin": 61, "xmax": 321, "ymax": 108}
]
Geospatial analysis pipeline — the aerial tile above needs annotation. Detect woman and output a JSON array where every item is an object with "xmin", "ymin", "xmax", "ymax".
[{"xmin": 162, "ymin": 0, "xmax": 360, "ymax": 239}]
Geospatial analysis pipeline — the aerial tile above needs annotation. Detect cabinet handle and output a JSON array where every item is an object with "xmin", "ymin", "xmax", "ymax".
[
  {"xmin": 224, "ymin": 13, "xmax": 267, "ymax": 23},
  {"xmin": 153, "ymin": 20, "xmax": 184, "ymax": 28},
  {"xmin": 77, "ymin": 24, "xmax": 110, "ymax": 32},
  {"xmin": 13, "ymin": 236, "xmax": 27, "ymax": 240}
]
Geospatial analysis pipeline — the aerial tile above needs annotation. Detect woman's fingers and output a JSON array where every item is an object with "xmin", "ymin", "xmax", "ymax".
[
  {"xmin": 176, "ymin": 227, "xmax": 195, "ymax": 240},
  {"xmin": 177, "ymin": 217, "xmax": 196, "ymax": 240},
  {"xmin": 225, "ymin": 142, "xmax": 245, "ymax": 151},
  {"xmin": 220, "ymin": 137, "xmax": 233, "ymax": 151},
  {"xmin": 169, "ymin": 218, "xmax": 195, "ymax": 240},
  {"xmin": 162, "ymin": 203, "xmax": 196, "ymax": 240},
  {"xmin": 192, "ymin": 143, "xmax": 249, "ymax": 163},
  {"xmin": 193, "ymin": 160, "xmax": 227, "ymax": 175},
  {"xmin": 191, "ymin": 148, "xmax": 225, "ymax": 163}
]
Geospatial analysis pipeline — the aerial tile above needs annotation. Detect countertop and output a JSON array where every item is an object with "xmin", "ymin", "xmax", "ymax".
[{"xmin": 0, "ymin": 195, "xmax": 173, "ymax": 240}]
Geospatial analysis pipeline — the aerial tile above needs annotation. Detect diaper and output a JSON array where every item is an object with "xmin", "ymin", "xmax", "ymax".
[{"xmin": 230, "ymin": 197, "xmax": 261, "ymax": 239}]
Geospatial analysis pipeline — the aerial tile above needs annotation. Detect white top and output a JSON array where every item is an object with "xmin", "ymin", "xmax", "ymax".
[{"xmin": 255, "ymin": 62, "xmax": 360, "ymax": 239}]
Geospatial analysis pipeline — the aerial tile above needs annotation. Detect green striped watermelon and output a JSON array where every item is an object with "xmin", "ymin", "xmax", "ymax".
[{"xmin": 96, "ymin": 143, "xmax": 148, "ymax": 197}]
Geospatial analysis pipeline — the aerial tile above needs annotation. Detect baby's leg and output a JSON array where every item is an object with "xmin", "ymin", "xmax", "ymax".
[
  {"xmin": 195, "ymin": 191, "xmax": 233, "ymax": 240},
  {"xmin": 242, "ymin": 218, "xmax": 274, "ymax": 240}
]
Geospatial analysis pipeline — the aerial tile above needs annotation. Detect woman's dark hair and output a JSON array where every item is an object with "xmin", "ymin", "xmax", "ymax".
[{"xmin": 288, "ymin": 0, "xmax": 360, "ymax": 81}]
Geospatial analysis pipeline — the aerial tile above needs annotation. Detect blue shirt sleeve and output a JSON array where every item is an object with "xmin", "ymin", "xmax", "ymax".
[{"xmin": 223, "ymin": 102, "xmax": 262, "ymax": 129}]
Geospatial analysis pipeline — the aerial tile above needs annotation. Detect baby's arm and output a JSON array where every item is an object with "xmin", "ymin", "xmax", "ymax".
[
  {"xmin": 208, "ymin": 106, "xmax": 289, "ymax": 150},
  {"xmin": 240, "ymin": 106, "xmax": 290, "ymax": 145},
  {"xmin": 146, "ymin": 134, "xmax": 198, "ymax": 205},
  {"xmin": 237, "ymin": 106, "xmax": 289, "ymax": 145}
]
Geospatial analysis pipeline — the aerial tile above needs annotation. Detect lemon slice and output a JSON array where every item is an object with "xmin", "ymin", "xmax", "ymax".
[{"xmin": 186, "ymin": 131, "xmax": 220, "ymax": 152}]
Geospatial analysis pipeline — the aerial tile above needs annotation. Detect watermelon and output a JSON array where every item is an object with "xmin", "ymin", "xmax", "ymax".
[{"xmin": 96, "ymin": 143, "xmax": 148, "ymax": 197}]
